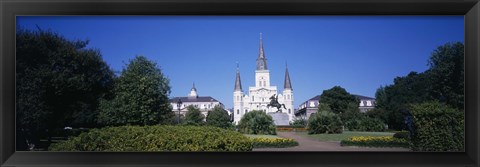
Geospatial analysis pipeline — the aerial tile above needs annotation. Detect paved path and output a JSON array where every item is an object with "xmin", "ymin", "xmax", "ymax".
[{"xmin": 253, "ymin": 132, "xmax": 410, "ymax": 151}]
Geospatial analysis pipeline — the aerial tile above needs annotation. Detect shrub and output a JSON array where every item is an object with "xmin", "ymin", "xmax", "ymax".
[
  {"xmin": 250, "ymin": 137, "xmax": 298, "ymax": 148},
  {"xmin": 340, "ymin": 136, "xmax": 409, "ymax": 148},
  {"xmin": 238, "ymin": 110, "xmax": 276, "ymax": 135},
  {"xmin": 183, "ymin": 105, "xmax": 205, "ymax": 126},
  {"xmin": 289, "ymin": 118, "xmax": 307, "ymax": 127},
  {"xmin": 358, "ymin": 117, "xmax": 386, "ymax": 132},
  {"xmin": 410, "ymin": 101, "xmax": 464, "ymax": 151},
  {"xmin": 365, "ymin": 108, "xmax": 388, "ymax": 123},
  {"xmin": 393, "ymin": 131, "xmax": 410, "ymax": 139},
  {"xmin": 307, "ymin": 111, "xmax": 343, "ymax": 134},
  {"xmin": 49, "ymin": 125, "xmax": 253, "ymax": 151},
  {"xmin": 344, "ymin": 116, "xmax": 385, "ymax": 132},
  {"xmin": 206, "ymin": 106, "xmax": 233, "ymax": 129}
]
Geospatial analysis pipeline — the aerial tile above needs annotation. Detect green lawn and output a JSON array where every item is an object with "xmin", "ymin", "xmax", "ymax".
[
  {"xmin": 244, "ymin": 134, "xmax": 282, "ymax": 139},
  {"xmin": 299, "ymin": 131, "xmax": 395, "ymax": 142}
]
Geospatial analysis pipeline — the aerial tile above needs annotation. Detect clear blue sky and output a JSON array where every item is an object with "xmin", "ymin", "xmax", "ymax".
[{"xmin": 17, "ymin": 16, "xmax": 464, "ymax": 109}]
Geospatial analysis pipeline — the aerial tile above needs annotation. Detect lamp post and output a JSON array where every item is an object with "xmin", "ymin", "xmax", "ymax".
[{"xmin": 176, "ymin": 98, "xmax": 182, "ymax": 124}]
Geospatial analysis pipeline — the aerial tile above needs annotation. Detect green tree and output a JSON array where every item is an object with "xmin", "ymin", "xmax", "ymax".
[
  {"xmin": 319, "ymin": 86, "xmax": 358, "ymax": 114},
  {"xmin": 375, "ymin": 72, "xmax": 432, "ymax": 130},
  {"xmin": 427, "ymin": 42, "xmax": 464, "ymax": 110},
  {"xmin": 97, "ymin": 56, "xmax": 173, "ymax": 126},
  {"xmin": 238, "ymin": 110, "xmax": 276, "ymax": 135},
  {"xmin": 183, "ymin": 105, "xmax": 205, "ymax": 126},
  {"xmin": 206, "ymin": 106, "xmax": 232, "ymax": 129},
  {"xmin": 339, "ymin": 102, "xmax": 365, "ymax": 130},
  {"xmin": 374, "ymin": 42, "xmax": 464, "ymax": 130},
  {"xmin": 365, "ymin": 108, "xmax": 388, "ymax": 124},
  {"xmin": 318, "ymin": 86, "xmax": 366, "ymax": 130},
  {"xmin": 16, "ymin": 28, "xmax": 115, "ymax": 150}
]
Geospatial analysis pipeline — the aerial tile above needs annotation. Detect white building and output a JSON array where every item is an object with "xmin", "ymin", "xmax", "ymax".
[
  {"xmin": 233, "ymin": 33, "xmax": 294, "ymax": 125},
  {"xmin": 170, "ymin": 83, "xmax": 225, "ymax": 118}
]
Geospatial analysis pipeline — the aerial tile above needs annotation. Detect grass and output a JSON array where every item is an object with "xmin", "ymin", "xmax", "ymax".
[{"xmin": 299, "ymin": 131, "xmax": 395, "ymax": 142}]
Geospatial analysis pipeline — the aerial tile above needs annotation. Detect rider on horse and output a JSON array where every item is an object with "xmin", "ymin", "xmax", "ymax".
[{"xmin": 267, "ymin": 94, "xmax": 286, "ymax": 113}]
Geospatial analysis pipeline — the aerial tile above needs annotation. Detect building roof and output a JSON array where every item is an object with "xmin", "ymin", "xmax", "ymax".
[
  {"xmin": 169, "ymin": 96, "xmax": 219, "ymax": 103},
  {"xmin": 307, "ymin": 95, "xmax": 321, "ymax": 102},
  {"xmin": 305, "ymin": 94, "xmax": 375, "ymax": 102},
  {"xmin": 352, "ymin": 94, "xmax": 376, "ymax": 100}
]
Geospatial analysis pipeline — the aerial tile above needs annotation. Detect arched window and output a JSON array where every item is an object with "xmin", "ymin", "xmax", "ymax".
[
  {"xmin": 259, "ymin": 81, "xmax": 261, "ymax": 86},
  {"xmin": 245, "ymin": 109, "xmax": 248, "ymax": 113},
  {"xmin": 288, "ymin": 109, "xmax": 291, "ymax": 114},
  {"xmin": 263, "ymin": 81, "xmax": 266, "ymax": 86},
  {"xmin": 252, "ymin": 96, "xmax": 254, "ymax": 101},
  {"xmin": 237, "ymin": 109, "xmax": 239, "ymax": 114}
]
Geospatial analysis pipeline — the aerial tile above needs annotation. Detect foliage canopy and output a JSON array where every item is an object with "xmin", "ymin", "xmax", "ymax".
[
  {"xmin": 16, "ymin": 28, "xmax": 115, "ymax": 150},
  {"xmin": 97, "ymin": 56, "xmax": 173, "ymax": 126}
]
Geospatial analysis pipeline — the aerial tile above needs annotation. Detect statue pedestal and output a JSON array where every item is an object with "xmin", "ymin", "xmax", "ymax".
[{"xmin": 268, "ymin": 112, "xmax": 290, "ymax": 126}]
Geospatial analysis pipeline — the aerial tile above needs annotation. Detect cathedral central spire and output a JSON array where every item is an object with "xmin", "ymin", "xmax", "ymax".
[
  {"xmin": 284, "ymin": 63, "xmax": 293, "ymax": 90},
  {"xmin": 256, "ymin": 33, "xmax": 268, "ymax": 70}
]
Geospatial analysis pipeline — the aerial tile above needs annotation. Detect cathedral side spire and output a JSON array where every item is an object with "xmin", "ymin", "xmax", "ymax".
[
  {"xmin": 284, "ymin": 64, "xmax": 292, "ymax": 90},
  {"xmin": 234, "ymin": 63, "xmax": 243, "ymax": 91},
  {"xmin": 256, "ymin": 33, "xmax": 268, "ymax": 70}
]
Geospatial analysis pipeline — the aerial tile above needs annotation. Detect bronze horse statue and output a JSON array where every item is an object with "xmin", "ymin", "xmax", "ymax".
[{"xmin": 267, "ymin": 94, "xmax": 286, "ymax": 113}]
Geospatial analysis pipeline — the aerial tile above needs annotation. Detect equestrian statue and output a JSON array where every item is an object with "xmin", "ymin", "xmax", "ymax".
[{"xmin": 267, "ymin": 94, "xmax": 286, "ymax": 113}]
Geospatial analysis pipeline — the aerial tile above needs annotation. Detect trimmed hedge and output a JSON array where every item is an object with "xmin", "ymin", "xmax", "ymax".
[
  {"xmin": 250, "ymin": 137, "xmax": 299, "ymax": 148},
  {"xmin": 410, "ymin": 101, "xmax": 464, "ymax": 151},
  {"xmin": 340, "ymin": 136, "xmax": 409, "ymax": 148},
  {"xmin": 49, "ymin": 125, "xmax": 253, "ymax": 151}
]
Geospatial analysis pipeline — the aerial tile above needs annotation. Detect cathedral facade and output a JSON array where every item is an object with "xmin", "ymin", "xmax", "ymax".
[{"xmin": 233, "ymin": 34, "xmax": 294, "ymax": 125}]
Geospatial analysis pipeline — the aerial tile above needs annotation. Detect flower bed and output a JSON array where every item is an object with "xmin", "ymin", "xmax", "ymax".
[
  {"xmin": 276, "ymin": 127, "xmax": 306, "ymax": 132},
  {"xmin": 250, "ymin": 137, "xmax": 299, "ymax": 148},
  {"xmin": 340, "ymin": 136, "xmax": 409, "ymax": 148}
]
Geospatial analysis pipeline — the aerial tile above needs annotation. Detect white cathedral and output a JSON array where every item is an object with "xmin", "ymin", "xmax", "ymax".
[{"xmin": 233, "ymin": 33, "xmax": 294, "ymax": 125}]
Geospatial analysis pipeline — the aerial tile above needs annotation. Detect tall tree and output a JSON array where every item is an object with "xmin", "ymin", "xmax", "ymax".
[
  {"xmin": 16, "ymin": 28, "xmax": 115, "ymax": 150},
  {"xmin": 97, "ymin": 56, "xmax": 173, "ymax": 126},
  {"xmin": 206, "ymin": 106, "xmax": 232, "ymax": 129},
  {"xmin": 184, "ymin": 105, "xmax": 205, "ymax": 126},
  {"xmin": 374, "ymin": 42, "xmax": 464, "ymax": 130},
  {"xmin": 375, "ymin": 72, "xmax": 431, "ymax": 130},
  {"xmin": 319, "ymin": 86, "xmax": 358, "ymax": 114},
  {"xmin": 427, "ymin": 42, "xmax": 464, "ymax": 110}
]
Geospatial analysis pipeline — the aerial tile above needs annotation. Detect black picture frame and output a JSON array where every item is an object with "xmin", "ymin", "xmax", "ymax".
[{"xmin": 1, "ymin": 0, "xmax": 478, "ymax": 167}]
